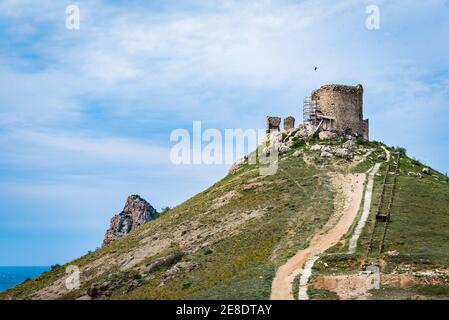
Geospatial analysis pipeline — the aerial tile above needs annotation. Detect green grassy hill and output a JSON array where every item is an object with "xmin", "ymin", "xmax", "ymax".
[
  {"xmin": 310, "ymin": 148, "xmax": 449, "ymax": 300},
  {"xmin": 1, "ymin": 132, "xmax": 448, "ymax": 300}
]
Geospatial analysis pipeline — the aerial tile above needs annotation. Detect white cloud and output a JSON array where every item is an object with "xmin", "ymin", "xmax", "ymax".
[
  {"xmin": 1, "ymin": 0, "xmax": 448, "ymax": 147},
  {"xmin": 0, "ymin": 129, "xmax": 170, "ymax": 167},
  {"xmin": 1, "ymin": 0, "xmax": 448, "ymax": 165},
  {"xmin": 1, "ymin": 0, "xmax": 449, "ymax": 264}
]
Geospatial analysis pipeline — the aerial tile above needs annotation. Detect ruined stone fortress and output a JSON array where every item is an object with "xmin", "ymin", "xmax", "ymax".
[{"xmin": 267, "ymin": 84, "xmax": 369, "ymax": 139}]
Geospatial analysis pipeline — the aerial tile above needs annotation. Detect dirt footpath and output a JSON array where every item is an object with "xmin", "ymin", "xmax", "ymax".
[{"xmin": 270, "ymin": 173, "xmax": 366, "ymax": 300}]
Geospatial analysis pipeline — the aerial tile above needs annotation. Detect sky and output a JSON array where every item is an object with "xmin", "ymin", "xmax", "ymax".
[{"xmin": 0, "ymin": 0, "xmax": 448, "ymax": 266}]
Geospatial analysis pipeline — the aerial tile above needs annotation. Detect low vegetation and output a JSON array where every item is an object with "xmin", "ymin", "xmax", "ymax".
[
  {"xmin": 310, "ymin": 149, "xmax": 449, "ymax": 300},
  {"xmin": 2, "ymin": 134, "xmax": 448, "ymax": 300}
]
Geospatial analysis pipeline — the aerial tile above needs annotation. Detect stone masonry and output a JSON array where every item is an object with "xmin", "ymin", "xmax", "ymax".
[
  {"xmin": 266, "ymin": 116, "xmax": 281, "ymax": 133},
  {"xmin": 311, "ymin": 84, "xmax": 369, "ymax": 139},
  {"xmin": 284, "ymin": 116, "xmax": 295, "ymax": 130}
]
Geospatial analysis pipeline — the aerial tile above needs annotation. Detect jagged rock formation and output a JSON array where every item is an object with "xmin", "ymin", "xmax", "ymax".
[{"xmin": 103, "ymin": 195, "xmax": 158, "ymax": 246}]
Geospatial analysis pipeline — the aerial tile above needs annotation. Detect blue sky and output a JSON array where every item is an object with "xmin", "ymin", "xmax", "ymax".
[{"xmin": 0, "ymin": 0, "xmax": 448, "ymax": 265}]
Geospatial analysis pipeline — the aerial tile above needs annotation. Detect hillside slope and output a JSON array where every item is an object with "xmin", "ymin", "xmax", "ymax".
[
  {"xmin": 309, "ymin": 152, "xmax": 449, "ymax": 300},
  {"xmin": 1, "ymin": 130, "xmax": 448, "ymax": 300}
]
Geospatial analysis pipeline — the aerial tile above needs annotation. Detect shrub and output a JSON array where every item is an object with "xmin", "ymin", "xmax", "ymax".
[
  {"xmin": 292, "ymin": 139, "xmax": 305, "ymax": 149},
  {"xmin": 146, "ymin": 251, "xmax": 184, "ymax": 273},
  {"xmin": 160, "ymin": 207, "xmax": 171, "ymax": 214},
  {"xmin": 395, "ymin": 146, "xmax": 407, "ymax": 156},
  {"xmin": 417, "ymin": 285, "xmax": 449, "ymax": 297}
]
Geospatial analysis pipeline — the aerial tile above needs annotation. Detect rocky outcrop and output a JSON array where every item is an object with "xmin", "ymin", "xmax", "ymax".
[
  {"xmin": 408, "ymin": 172, "xmax": 423, "ymax": 178},
  {"xmin": 228, "ymin": 124, "xmax": 363, "ymax": 174},
  {"xmin": 308, "ymin": 139, "xmax": 364, "ymax": 161},
  {"xmin": 334, "ymin": 148, "xmax": 353, "ymax": 160},
  {"xmin": 268, "ymin": 123, "xmax": 316, "ymax": 155},
  {"xmin": 229, "ymin": 156, "xmax": 248, "ymax": 175},
  {"xmin": 319, "ymin": 131, "xmax": 337, "ymax": 141},
  {"xmin": 103, "ymin": 195, "xmax": 158, "ymax": 246}
]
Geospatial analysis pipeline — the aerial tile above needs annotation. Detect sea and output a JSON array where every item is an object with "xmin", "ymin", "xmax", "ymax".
[{"xmin": 0, "ymin": 266, "xmax": 50, "ymax": 293}]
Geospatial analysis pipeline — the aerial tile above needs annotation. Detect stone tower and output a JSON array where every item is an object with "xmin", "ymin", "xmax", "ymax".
[{"xmin": 311, "ymin": 84, "xmax": 369, "ymax": 139}]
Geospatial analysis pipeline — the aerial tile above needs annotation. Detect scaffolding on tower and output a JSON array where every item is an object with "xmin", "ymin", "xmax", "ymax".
[
  {"xmin": 303, "ymin": 96, "xmax": 321, "ymax": 125},
  {"xmin": 303, "ymin": 96, "xmax": 336, "ymax": 130}
]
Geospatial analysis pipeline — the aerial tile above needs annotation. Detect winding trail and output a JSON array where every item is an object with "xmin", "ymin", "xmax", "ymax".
[
  {"xmin": 271, "ymin": 147, "xmax": 391, "ymax": 300},
  {"xmin": 270, "ymin": 173, "xmax": 366, "ymax": 300},
  {"xmin": 348, "ymin": 146, "xmax": 390, "ymax": 253},
  {"xmin": 348, "ymin": 163, "xmax": 381, "ymax": 253},
  {"xmin": 298, "ymin": 256, "xmax": 319, "ymax": 300}
]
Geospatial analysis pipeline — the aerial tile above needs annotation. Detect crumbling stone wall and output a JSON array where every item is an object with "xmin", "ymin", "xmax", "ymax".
[
  {"xmin": 311, "ymin": 84, "xmax": 369, "ymax": 139},
  {"xmin": 266, "ymin": 116, "xmax": 281, "ymax": 133},
  {"xmin": 284, "ymin": 116, "xmax": 295, "ymax": 130}
]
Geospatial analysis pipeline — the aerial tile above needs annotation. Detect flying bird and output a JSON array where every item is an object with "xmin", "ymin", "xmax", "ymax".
[{"xmin": 314, "ymin": 66, "xmax": 318, "ymax": 71}]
